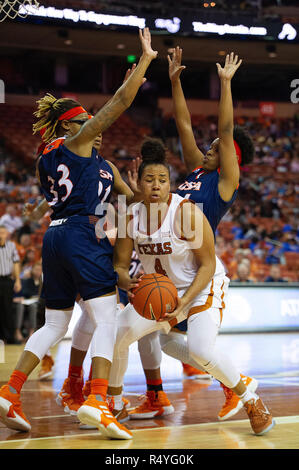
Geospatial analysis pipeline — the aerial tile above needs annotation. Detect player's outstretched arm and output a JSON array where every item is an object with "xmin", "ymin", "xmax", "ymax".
[
  {"xmin": 23, "ymin": 199, "xmax": 51, "ymax": 221},
  {"xmin": 217, "ymin": 52, "xmax": 242, "ymax": 201},
  {"xmin": 113, "ymin": 218, "xmax": 141, "ymax": 296},
  {"xmin": 168, "ymin": 46, "xmax": 204, "ymax": 173},
  {"xmin": 66, "ymin": 28, "xmax": 157, "ymax": 155}
]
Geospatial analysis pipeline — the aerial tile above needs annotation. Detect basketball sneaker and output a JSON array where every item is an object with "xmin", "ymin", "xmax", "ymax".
[
  {"xmin": 38, "ymin": 355, "xmax": 54, "ymax": 381},
  {"xmin": 79, "ymin": 395, "xmax": 130, "ymax": 429},
  {"xmin": 77, "ymin": 394, "xmax": 132, "ymax": 439},
  {"xmin": 129, "ymin": 391, "xmax": 174, "ymax": 419},
  {"xmin": 218, "ymin": 375, "xmax": 258, "ymax": 421},
  {"xmin": 243, "ymin": 397, "xmax": 275, "ymax": 435},
  {"xmin": 83, "ymin": 380, "xmax": 131, "ymax": 408},
  {"xmin": 56, "ymin": 377, "xmax": 84, "ymax": 415},
  {"xmin": 0, "ymin": 384, "xmax": 31, "ymax": 432},
  {"xmin": 182, "ymin": 363, "xmax": 213, "ymax": 380}
]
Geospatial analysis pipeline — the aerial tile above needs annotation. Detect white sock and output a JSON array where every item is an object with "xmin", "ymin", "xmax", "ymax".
[
  {"xmin": 108, "ymin": 393, "xmax": 123, "ymax": 410},
  {"xmin": 239, "ymin": 389, "xmax": 259, "ymax": 404}
]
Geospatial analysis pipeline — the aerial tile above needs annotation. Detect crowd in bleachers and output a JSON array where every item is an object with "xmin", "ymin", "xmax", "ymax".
[{"xmin": 0, "ymin": 109, "xmax": 298, "ymax": 343}]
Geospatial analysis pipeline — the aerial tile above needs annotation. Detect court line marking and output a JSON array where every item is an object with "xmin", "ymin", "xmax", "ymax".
[{"xmin": 1, "ymin": 415, "xmax": 298, "ymax": 445}]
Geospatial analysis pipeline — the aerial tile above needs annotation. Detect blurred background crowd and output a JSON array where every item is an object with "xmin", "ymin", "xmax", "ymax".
[{"xmin": 0, "ymin": 0, "xmax": 298, "ymax": 344}]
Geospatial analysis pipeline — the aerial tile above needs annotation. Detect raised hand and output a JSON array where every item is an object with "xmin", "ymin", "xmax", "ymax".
[
  {"xmin": 123, "ymin": 63, "xmax": 146, "ymax": 86},
  {"xmin": 23, "ymin": 201, "xmax": 38, "ymax": 220},
  {"xmin": 139, "ymin": 27, "xmax": 158, "ymax": 61},
  {"xmin": 127, "ymin": 157, "xmax": 141, "ymax": 193},
  {"xmin": 216, "ymin": 52, "xmax": 242, "ymax": 81},
  {"xmin": 167, "ymin": 46, "xmax": 186, "ymax": 82}
]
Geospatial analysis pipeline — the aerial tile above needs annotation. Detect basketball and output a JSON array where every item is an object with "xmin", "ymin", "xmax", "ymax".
[{"xmin": 132, "ymin": 273, "xmax": 178, "ymax": 321}]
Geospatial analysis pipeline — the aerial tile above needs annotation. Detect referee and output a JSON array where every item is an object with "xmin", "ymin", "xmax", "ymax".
[{"xmin": 0, "ymin": 225, "xmax": 22, "ymax": 344}]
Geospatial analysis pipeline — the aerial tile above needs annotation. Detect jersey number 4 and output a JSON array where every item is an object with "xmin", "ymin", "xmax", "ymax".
[{"xmin": 154, "ymin": 258, "xmax": 167, "ymax": 277}]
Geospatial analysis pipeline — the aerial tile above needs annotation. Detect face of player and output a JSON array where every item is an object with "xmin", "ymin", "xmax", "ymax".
[
  {"xmin": 62, "ymin": 113, "xmax": 102, "ymax": 151},
  {"xmin": 139, "ymin": 164, "xmax": 170, "ymax": 204},
  {"xmin": 202, "ymin": 138, "xmax": 220, "ymax": 171}
]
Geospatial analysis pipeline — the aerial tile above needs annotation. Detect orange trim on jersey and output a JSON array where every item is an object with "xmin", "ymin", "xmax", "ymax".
[
  {"xmin": 220, "ymin": 280, "xmax": 226, "ymax": 310},
  {"xmin": 192, "ymin": 166, "xmax": 203, "ymax": 173},
  {"xmin": 43, "ymin": 138, "xmax": 65, "ymax": 155},
  {"xmin": 58, "ymin": 106, "xmax": 87, "ymax": 121},
  {"xmin": 168, "ymin": 317, "xmax": 179, "ymax": 328},
  {"xmin": 187, "ymin": 279, "xmax": 214, "ymax": 319},
  {"xmin": 219, "ymin": 308, "xmax": 223, "ymax": 325}
]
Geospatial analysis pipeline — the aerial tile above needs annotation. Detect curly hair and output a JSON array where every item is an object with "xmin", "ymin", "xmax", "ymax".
[
  {"xmin": 138, "ymin": 137, "xmax": 170, "ymax": 179},
  {"xmin": 32, "ymin": 93, "xmax": 81, "ymax": 144},
  {"xmin": 233, "ymin": 125, "xmax": 255, "ymax": 165}
]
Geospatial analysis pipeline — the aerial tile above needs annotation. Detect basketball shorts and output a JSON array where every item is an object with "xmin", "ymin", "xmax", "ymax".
[
  {"xmin": 173, "ymin": 271, "xmax": 230, "ymax": 332},
  {"xmin": 41, "ymin": 216, "xmax": 117, "ymax": 309}
]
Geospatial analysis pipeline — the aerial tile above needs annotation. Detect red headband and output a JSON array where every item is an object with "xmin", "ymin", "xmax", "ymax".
[
  {"xmin": 58, "ymin": 106, "xmax": 87, "ymax": 121},
  {"xmin": 234, "ymin": 140, "xmax": 242, "ymax": 166}
]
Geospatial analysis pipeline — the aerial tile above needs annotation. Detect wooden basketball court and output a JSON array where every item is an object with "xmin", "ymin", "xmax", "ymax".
[{"xmin": 0, "ymin": 332, "xmax": 298, "ymax": 450}]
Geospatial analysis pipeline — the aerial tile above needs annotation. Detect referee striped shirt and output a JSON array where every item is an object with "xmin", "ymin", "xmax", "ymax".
[{"xmin": 0, "ymin": 241, "xmax": 20, "ymax": 276}]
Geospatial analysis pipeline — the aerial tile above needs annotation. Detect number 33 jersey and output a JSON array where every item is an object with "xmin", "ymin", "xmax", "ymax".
[{"xmin": 38, "ymin": 137, "xmax": 114, "ymax": 220}]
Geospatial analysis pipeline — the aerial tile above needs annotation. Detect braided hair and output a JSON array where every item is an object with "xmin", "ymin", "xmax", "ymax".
[{"xmin": 32, "ymin": 93, "xmax": 81, "ymax": 144}]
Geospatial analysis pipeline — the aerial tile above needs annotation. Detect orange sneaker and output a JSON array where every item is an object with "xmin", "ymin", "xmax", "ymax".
[
  {"xmin": 129, "ymin": 391, "xmax": 174, "ymax": 419},
  {"xmin": 244, "ymin": 397, "xmax": 275, "ymax": 435},
  {"xmin": 56, "ymin": 377, "xmax": 84, "ymax": 416},
  {"xmin": 83, "ymin": 381, "xmax": 130, "ymax": 408},
  {"xmin": 79, "ymin": 395, "xmax": 130, "ymax": 429},
  {"xmin": 182, "ymin": 363, "xmax": 212, "ymax": 380},
  {"xmin": 218, "ymin": 375, "xmax": 258, "ymax": 421},
  {"xmin": 77, "ymin": 394, "xmax": 132, "ymax": 439},
  {"xmin": 38, "ymin": 355, "xmax": 54, "ymax": 381},
  {"xmin": 0, "ymin": 384, "xmax": 31, "ymax": 432}
]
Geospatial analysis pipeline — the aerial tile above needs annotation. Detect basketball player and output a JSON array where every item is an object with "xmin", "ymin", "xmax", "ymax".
[
  {"xmin": 128, "ymin": 50, "xmax": 257, "ymax": 421},
  {"xmin": 106, "ymin": 138, "xmax": 275, "ymax": 437},
  {"xmin": 23, "ymin": 134, "xmax": 135, "ymax": 414},
  {"xmin": 0, "ymin": 28, "xmax": 157, "ymax": 439}
]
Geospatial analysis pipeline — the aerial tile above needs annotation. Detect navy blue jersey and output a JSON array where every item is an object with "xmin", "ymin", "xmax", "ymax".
[
  {"xmin": 176, "ymin": 167, "xmax": 237, "ymax": 235},
  {"xmin": 38, "ymin": 138, "xmax": 114, "ymax": 220}
]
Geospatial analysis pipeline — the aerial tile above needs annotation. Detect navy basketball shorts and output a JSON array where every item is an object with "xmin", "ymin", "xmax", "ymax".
[
  {"xmin": 41, "ymin": 217, "xmax": 117, "ymax": 309},
  {"xmin": 174, "ymin": 319, "xmax": 187, "ymax": 332}
]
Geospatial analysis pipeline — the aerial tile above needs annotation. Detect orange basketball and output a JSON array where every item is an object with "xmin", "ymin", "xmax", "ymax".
[{"xmin": 132, "ymin": 273, "xmax": 178, "ymax": 321}]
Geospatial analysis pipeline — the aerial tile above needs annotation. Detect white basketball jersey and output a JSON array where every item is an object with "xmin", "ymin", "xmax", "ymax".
[{"xmin": 131, "ymin": 193, "xmax": 225, "ymax": 290}]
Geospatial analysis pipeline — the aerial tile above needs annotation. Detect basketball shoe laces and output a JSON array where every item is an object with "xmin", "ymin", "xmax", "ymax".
[
  {"xmin": 245, "ymin": 399, "xmax": 269, "ymax": 424},
  {"xmin": 136, "ymin": 391, "xmax": 163, "ymax": 409}
]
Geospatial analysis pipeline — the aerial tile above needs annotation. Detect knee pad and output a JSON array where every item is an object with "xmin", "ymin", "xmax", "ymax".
[
  {"xmin": 138, "ymin": 332, "xmax": 162, "ymax": 370},
  {"xmin": 71, "ymin": 300, "xmax": 95, "ymax": 351},
  {"xmin": 84, "ymin": 295, "xmax": 118, "ymax": 361},
  {"xmin": 24, "ymin": 308, "xmax": 72, "ymax": 360}
]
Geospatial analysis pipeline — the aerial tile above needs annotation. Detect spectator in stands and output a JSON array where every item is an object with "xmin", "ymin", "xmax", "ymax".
[
  {"xmin": 265, "ymin": 265, "xmax": 287, "ymax": 283},
  {"xmin": 20, "ymin": 248, "xmax": 38, "ymax": 279},
  {"xmin": 0, "ymin": 204, "xmax": 23, "ymax": 234},
  {"xmin": 15, "ymin": 233, "xmax": 32, "ymax": 261},
  {"xmin": 233, "ymin": 263, "xmax": 255, "ymax": 283},
  {"xmin": 14, "ymin": 262, "xmax": 43, "ymax": 341},
  {"xmin": 265, "ymin": 245, "xmax": 282, "ymax": 265},
  {"xmin": 0, "ymin": 225, "xmax": 22, "ymax": 344}
]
